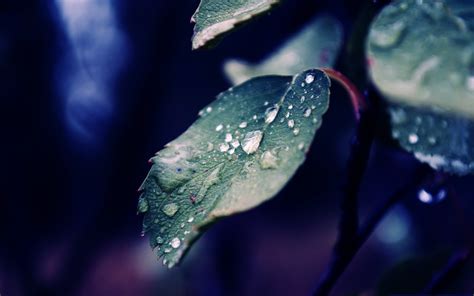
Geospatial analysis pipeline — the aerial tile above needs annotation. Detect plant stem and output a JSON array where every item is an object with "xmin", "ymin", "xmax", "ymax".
[
  {"xmin": 322, "ymin": 68, "xmax": 367, "ymax": 121},
  {"xmin": 313, "ymin": 166, "xmax": 433, "ymax": 296}
]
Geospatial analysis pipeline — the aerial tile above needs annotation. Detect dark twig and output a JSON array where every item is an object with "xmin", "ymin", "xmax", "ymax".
[
  {"xmin": 423, "ymin": 248, "xmax": 471, "ymax": 294},
  {"xmin": 313, "ymin": 165, "xmax": 433, "ymax": 296},
  {"xmin": 335, "ymin": 109, "xmax": 374, "ymax": 253}
]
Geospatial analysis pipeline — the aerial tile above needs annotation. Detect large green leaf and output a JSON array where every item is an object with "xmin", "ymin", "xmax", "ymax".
[
  {"xmin": 367, "ymin": 0, "xmax": 474, "ymax": 118},
  {"xmin": 389, "ymin": 104, "xmax": 474, "ymax": 175},
  {"xmin": 224, "ymin": 14, "xmax": 343, "ymax": 84},
  {"xmin": 191, "ymin": 0, "xmax": 280, "ymax": 50},
  {"xmin": 138, "ymin": 69, "xmax": 330, "ymax": 267}
]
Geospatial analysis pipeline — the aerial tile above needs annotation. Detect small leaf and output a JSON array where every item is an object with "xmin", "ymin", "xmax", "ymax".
[
  {"xmin": 224, "ymin": 14, "xmax": 343, "ymax": 85},
  {"xmin": 367, "ymin": 0, "xmax": 474, "ymax": 118},
  {"xmin": 138, "ymin": 69, "xmax": 330, "ymax": 267},
  {"xmin": 389, "ymin": 104, "xmax": 474, "ymax": 175},
  {"xmin": 191, "ymin": 0, "xmax": 280, "ymax": 50}
]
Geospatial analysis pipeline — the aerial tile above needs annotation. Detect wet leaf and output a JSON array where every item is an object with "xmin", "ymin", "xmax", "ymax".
[
  {"xmin": 389, "ymin": 104, "xmax": 474, "ymax": 175},
  {"xmin": 367, "ymin": 0, "xmax": 474, "ymax": 118},
  {"xmin": 138, "ymin": 69, "xmax": 331, "ymax": 267},
  {"xmin": 191, "ymin": 0, "xmax": 280, "ymax": 50},
  {"xmin": 224, "ymin": 14, "xmax": 343, "ymax": 85}
]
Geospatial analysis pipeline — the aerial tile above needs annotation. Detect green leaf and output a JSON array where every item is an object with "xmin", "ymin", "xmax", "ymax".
[
  {"xmin": 366, "ymin": 0, "xmax": 474, "ymax": 118},
  {"xmin": 389, "ymin": 104, "xmax": 474, "ymax": 175},
  {"xmin": 224, "ymin": 14, "xmax": 343, "ymax": 85},
  {"xmin": 138, "ymin": 69, "xmax": 331, "ymax": 267},
  {"xmin": 191, "ymin": 0, "xmax": 280, "ymax": 50}
]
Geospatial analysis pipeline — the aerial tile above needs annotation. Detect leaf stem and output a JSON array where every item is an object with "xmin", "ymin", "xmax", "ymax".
[
  {"xmin": 313, "ymin": 166, "xmax": 433, "ymax": 296},
  {"xmin": 322, "ymin": 68, "xmax": 367, "ymax": 121}
]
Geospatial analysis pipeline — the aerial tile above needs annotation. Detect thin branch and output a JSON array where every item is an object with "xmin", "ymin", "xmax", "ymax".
[
  {"xmin": 423, "ymin": 248, "xmax": 471, "ymax": 293},
  {"xmin": 322, "ymin": 68, "xmax": 367, "ymax": 121},
  {"xmin": 313, "ymin": 165, "xmax": 433, "ymax": 296}
]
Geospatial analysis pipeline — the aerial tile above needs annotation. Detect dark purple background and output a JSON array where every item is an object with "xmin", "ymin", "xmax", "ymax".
[{"xmin": 1, "ymin": 0, "xmax": 473, "ymax": 295}]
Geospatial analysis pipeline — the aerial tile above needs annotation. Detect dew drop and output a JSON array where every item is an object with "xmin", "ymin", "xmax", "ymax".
[
  {"xmin": 428, "ymin": 136, "xmax": 437, "ymax": 145},
  {"xmin": 264, "ymin": 106, "xmax": 279, "ymax": 124},
  {"xmin": 188, "ymin": 217, "xmax": 194, "ymax": 223},
  {"xmin": 219, "ymin": 143, "xmax": 230, "ymax": 152},
  {"xmin": 206, "ymin": 107, "xmax": 213, "ymax": 113},
  {"xmin": 137, "ymin": 197, "xmax": 149, "ymax": 213},
  {"xmin": 305, "ymin": 74, "xmax": 315, "ymax": 84},
  {"xmin": 293, "ymin": 128, "xmax": 300, "ymax": 136},
  {"xmin": 285, "ymin": 112, "xmax": 290, "ymax": 118},
  {"xmin": 170, "ymin": 238, "xmax": 181, "ymax": 249},
  {"xmin": 467, "ymin": 76, "xmax": 474, "ymax": 91},
  {"xmin": 264, "ymin": 101, "xmax": 269, "ymax": 106},
  {"xmin": 228, "ymin": 148, "xmax": 235, "ymax": 155},
  {"xmin": 162, "ymin": 203, "xmax": 179, "ymax": 217},
  {"xmin": 163, "ymin": 248, "xmax": 171, "ymax": 253},
  {"xmin": 304, "ymin": 108, "xmax": 312, "ymax": 117},
  {"xmin": 417, "ymin": 188, "xmax": 447, "ymax": 204},
  {"xmin": 300, "ymin": 96, "xmax": 306, "ymax": 103},
  {"xmin": 215, "ymin": 124, "xmax": 223, "ymax": 132},
  {"xmin": 225, "ymin": 133, "xmax": 232, "ymax": 142},
  {"xmin": 252, "ymin": 115, "xmax": 257, "ymax": 120},
  {"xmin": 259, "ymin": 151, "xmax": 279, "ymax": 169},
  {"xmin": 298, "ymin": 142, "xmax": 305, "ymax": 150},
  {"xmin": 239, "ymin": 121, "xmax": 248, "ymax": 128},
  {"xmin": 370, "ymin": 20, "xmax": 406, "ymax": 48},
  {"xmin": 408, "ymin": 133, "xmax": 419, "ymax": 144},
  {"xmin": 198, "ymin": 110, "xmax": 205, "ymax": 117},
  {"xmin": 241, "ymin": 130, "xmax": 263, "ymax": 154},
  {"xmin": 288, "ymin": 119, "xmax": 295, "ymax": 128},
  {"xmin": 288, "ymin": 105, "xmax": 293, "ymax": 110},
  {"xmin": 231, "ymin": 139, "xmax": 240, "ymax": 148}
]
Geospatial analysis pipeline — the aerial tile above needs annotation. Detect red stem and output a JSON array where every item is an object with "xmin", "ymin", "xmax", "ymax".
[{"xmin": 321, "ymin": 68, "xmax": 367, "ymax": 120}]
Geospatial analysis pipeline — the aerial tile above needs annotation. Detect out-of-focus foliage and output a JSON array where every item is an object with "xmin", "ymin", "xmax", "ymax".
[
  {"xmin": 224, "ymin": 14, "xmax": 343, "ymax": 85},
  {"xmin": 191, "ymin": 0, "xmax": 280, "ymax": 50}
]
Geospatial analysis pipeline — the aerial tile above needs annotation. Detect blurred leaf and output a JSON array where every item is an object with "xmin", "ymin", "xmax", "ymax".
[
  {"xmin": 367, "ymin": 0, "xmax": 474, "ymax": 118},
  {"xmin": 138, "ymin": 69, "xmax": 331, "ymax": 267},
  {"xmin": 224, "ymin": 14, "xmax": 343, "ymax": 85},
  {"xmin": 191, "ymin": 0, "xmax": 280, "ymax": 50},
  {"xmin": 389, "ymin": 104, "xmax": 474, "ymax": 175}
]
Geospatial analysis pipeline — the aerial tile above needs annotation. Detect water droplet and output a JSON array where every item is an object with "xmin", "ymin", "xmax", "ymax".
[
  {"xmin": 239, "ymin": 121, "xmax": 248, "ymax": 128},
  {"xmin": 164, "ymin": 248, "xmax": 172, "ymax": 253},
  {"xmin": 215, "ymin": 124, "xmax": 223, "ymax": 132},
  {"xmin": 206, "ymin": 107, "xmax": 213, "ymax": 113},
  {"xmin": 264, "ymin": 101, "xmax": 269, "ymax": 106},
  {"xmin": 417, "ymin": 188, "xmax": 447, "ymax": 204},
  {"xmin": 259, "ymin": 151, "xmax": 279, "ymax": 169},
  {"xmin": 285, "ymin": 112, "xmax": 290, "ymax": 118},
  {"xmin": 137, "ymin": 197, "xmax": 149, "ymax": 213},
  {"xmin": 298, "ymin": 142, "xmax": 305, "ymax": 150},
  {"xmin": 390, "ymin": 108, "xmax": 407, "ymax": 124},
  {"xmin": 428, "ymin": 136, "xmax": 437, "ymax": 145},
  {"xmin": 170, "ymin": 237, "xmax": 181, "ymax": 249},
  {"xmin": 252, "ymin": 115, "xmax": 257, "ymax": 120},
  {"xmin": 228, "ymin": 148, "xmax": 236, "ymax": 155},
  {"xmin": 288, "ymin": 105, "xmax": 293, "ymax": 110},
  {"xmin": 156, "ymin": 236, "xmax": 164, "ymax": 244},
  {"xmin": 305, "ymin": 74, "xmax": 315, "ymax": 84},
  {"xmin": 162, "ymin": 203, "xmax": 179, "ymax": 217},
  {"xmin": 264, "ymin": 106, "xmax": 279, "ymax": 124},
  {"xmin": 312, "ymin": 118, "xmax": 318, "ymax": 124},
  {"xmin": 241, "ymin": 131, "xmax": 263, "ymax": 154},
  {"xmin": 198, "ymin": 110, "xmax": 205, "ymax": 117},
  {"xmin": 467, "ymin": 76, "xmax": 474, "ymax": 91},
  {"xmin": 304, "ymin": 108, "xmax": 312, "ymax": 117},
  {"xmin": 408, "ymin": 133, "xmax": 419, "ymax": 144},
  {"xmin": 231, "ymin": 139, "xmax": 240, "ymax": 148},
  {"xmin": 288, "ymin": 120, "xmax": 295, "ymax": 128},
  {"xmin": 225, "ymin": 133, "xmax": 232, "ymax": 142},
  {"xmin": 207, "ymin": 142, "xmax": 214, "ymax": 151},
  {"xmin": 300, "ymin": 96, "xmax": 305, "ymax": 103},
  {"xmin": 370, "ymin": 20, "xmax": 406, "ymax": 48},
  {"xmin": 188, "ymin": 217, "xmax": 194, "ymax": 223},
  {"xmin": 219, "ymin": 143, "xmax": 230, "ymax": 152},
  {"xmin": 293, "ymin": 128, "xmax": 300, "ymax": 136}
]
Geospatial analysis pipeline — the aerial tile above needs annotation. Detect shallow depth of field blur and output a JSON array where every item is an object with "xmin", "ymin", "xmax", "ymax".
[{"xmin": 1, "ymin": 0, "xmax": 473, "ymax": 295}]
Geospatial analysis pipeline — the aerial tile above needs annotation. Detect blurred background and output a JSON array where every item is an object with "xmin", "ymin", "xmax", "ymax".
[{"xmin": 0, "ymin": 0, "xmax": 473, "ymax": 295}]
